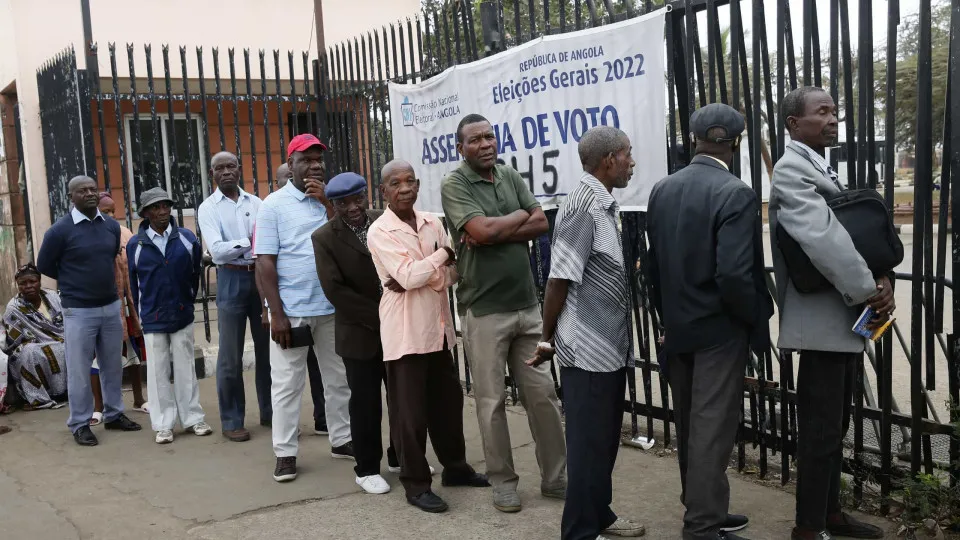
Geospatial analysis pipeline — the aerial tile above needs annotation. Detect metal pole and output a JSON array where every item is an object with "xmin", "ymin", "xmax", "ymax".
[{"xmin": 80, "ymin": 0, "xmax": 98, "ymax": 82}]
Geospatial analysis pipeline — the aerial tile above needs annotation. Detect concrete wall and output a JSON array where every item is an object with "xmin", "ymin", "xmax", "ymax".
[{"xmin": 0, "ymin": 0, "xmax": 419, "ymax": 272}]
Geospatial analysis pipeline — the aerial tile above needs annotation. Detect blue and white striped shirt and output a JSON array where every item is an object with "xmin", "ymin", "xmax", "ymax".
[{"xmin": 253, "ymin": 182, "xmax": 334, "ymax": 317}]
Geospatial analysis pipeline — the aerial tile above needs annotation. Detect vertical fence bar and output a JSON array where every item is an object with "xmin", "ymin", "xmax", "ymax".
[
  {"xmin": 829, "ymin": 0, "xmax": 839, "ymax": 169},
  {"xmin": 212, "ymin": 48, "xmax": 227, "ymax": 151},
  {"xmin": 803, "ymin": 0, "xmax": 812, "ymax": 85},
  {"xmin": 180, "ymin": 45, "xmax": 209, "ymax": 342},
  {"xmin": 196, "ymin": 48, "xmax": 213, "ymax": 196},
  {"xmin": 810, "ymin": 0, "xmax": 823, "ymax": 87},
  {"xmin": 950, "ymin": 0, "xmax": 960, "ymax": 486},
  {"xmin": 161, "ymin": 45, "xmax": 183, "ymax": 226},
  {"xmin": 109, "ymin": 44, "xmax": 133, "ymax": 229},
  {"xmin": 560, "ymin": 0, "xmax": 567, "ymax": 32},
  {"xmin": 228, "ymin": 49, "xmax": 243, "ymax": 171},
  {"xmin": 259, "ymin": 50, "xmax": 275, "ymax": 193},
  {"xmin": 374, "ymin": 31, "xmax": 388, "ymax": 208},
  {"xmin": 910, "ymin": 0, "xmax": 933, "ymax": 475},
  {"xmin": 127, "ymin": 44, "xmax": 146, "ymax": 200},
  {"xmin": 452, "ymin": 6, "xmax": 464, "ymax": 64},
  {"xmin": 144, "ymin": 45, "xmax": 164, "ymax": 192},
  {"xmin": 89, "ymin": 44, "xmax": 112, "ymax": 196},
  {"xmin": 303, "ymin": 53, "xmax": 315, "ymax": 137},
  {"xmin": 783, "ymin": 0, "xmax": 799, "ymax": 89},
  {"xmin": 706, "ymin": 0, "xmax": 717, "ymax": 103},
  {"xmin": 362, "ymin": 33, "xmax": 380, "ymax": 195},
  {"xmin": 288, "ymin": 51, "xmax": 300, "ymax": 138},
  {"xmin": 274, "ymin": 50, "xmax": 287, "ymax": 160},
  {"xmin": 838, "ymin": 0, "xmax": 858, "ymax": 188},
  {"xmin": 333, "ymin": 44, "xmax": 349, "ymax": 172},
  {"xmin": 527, "ymin": 0, "xmax": 537, "ymax": 38},
  {"xmin": 245, "ymin": 49, "xmax": 261, "ymax": 197}
]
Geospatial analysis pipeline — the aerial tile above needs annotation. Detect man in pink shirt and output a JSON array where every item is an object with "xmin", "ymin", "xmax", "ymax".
[{"xmin": 368, "ymin": 159, "xmax": 489, "ymax": 513}]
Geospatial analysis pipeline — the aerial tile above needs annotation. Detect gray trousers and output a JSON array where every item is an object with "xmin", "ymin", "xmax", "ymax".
[
  {"xmin": 64, "ymin": 300, "xmax": 124, "ymax": 433},
  {"xmin": 668, "ymin": 330, "xmax": 747, "ymax": 540}
]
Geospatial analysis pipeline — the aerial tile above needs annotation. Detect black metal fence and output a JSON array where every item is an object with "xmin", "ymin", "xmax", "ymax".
[{"xmin": 33, "ymin": 0, "xmax": 959, "ymax": 509}]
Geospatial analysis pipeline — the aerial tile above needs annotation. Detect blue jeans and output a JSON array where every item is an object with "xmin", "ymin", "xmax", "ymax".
[
  {"xmin": 216, "ymin": 267, "xmax": 271, "ymax": 431},
  {"xmin": 63, "ymin": 300, "xmax": 124, "ymax": 433}
]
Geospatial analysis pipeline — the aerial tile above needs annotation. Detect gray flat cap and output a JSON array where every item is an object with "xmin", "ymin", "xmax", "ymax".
[
  {"xmin": 138, "ymin": 187, "xmax": 175, "ymax": 217},
  {"xmin": 690, "ymin": 103, "xmax": 745, "ymax": 142}
]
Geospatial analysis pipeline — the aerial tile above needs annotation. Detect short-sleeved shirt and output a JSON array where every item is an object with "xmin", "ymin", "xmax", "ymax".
[
  {"xmin": 253, "ymin": 181, "xmax": 334, "ymax": 317},
  {"xmin": 440, "ymin": 163, "xmax": 540, "ymax": 317},
  {"xmin": 550, "ymin": 173, "xmax": 633, "ymax": 372}
]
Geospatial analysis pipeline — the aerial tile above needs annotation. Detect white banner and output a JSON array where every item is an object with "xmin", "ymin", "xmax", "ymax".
[{"xmin": 388, "ymin": 8, "xmax": 668, "ymax": 212}]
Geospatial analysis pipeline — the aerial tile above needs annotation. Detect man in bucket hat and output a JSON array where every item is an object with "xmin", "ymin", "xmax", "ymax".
[{"xmin": 128, "ymin": 187, "xmax": 212, "ymax": 444}]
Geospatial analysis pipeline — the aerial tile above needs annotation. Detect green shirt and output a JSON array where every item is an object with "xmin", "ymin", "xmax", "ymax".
[{"xmin": 441, "ymin": 163, "xmax": 540, "ymax": 316}]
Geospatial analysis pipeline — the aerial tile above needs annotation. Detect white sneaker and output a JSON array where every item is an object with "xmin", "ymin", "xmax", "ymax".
[
  {"xmin": 388, "ymin": 465, "xmax": 436, "ymax": 475},
  {"xmin": 155, "ymin": 430, "xmax": 174, "ymax": 444},
  {"xmin": 602, "ymin": 517, "xmax": 646, "ymax": 537},
  {"xmin": 356, "ymin": 474, "xmax": 391, "ymax": 494},
  {"xmin": 190, "ymin": 422, "xmax": 213, "ymax": 436}
]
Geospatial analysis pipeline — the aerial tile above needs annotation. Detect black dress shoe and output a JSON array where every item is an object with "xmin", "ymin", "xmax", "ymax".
[
  {"xmin": 103, "ymin": 413, "xmax": 142, "ymax": 431},
  {"xmin": 721, "ymin": 514, "xmax": 749, "ymax": 532},
  {"xmin": 407, "ymin": 490, "xmax": 449, "ymax": 513},
  {"xmin": 791, "ymin": 528, "xmax": 834, "ymax": 540},
  {"xmin": 73, "ymin": 425, "xmax": 99, "ymax": 446},
  {"xmin": 826, "ymin": 513, "xmax": 884, "ymax": 539},
  {"xmin": 441, "ymin": 471, "xmax": 491, "ymax": 487}
]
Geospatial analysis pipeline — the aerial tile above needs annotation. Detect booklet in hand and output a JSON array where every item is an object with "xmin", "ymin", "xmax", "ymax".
[{"xmin": 852, "ymin": 306, "xmax": 894, "ymax": 341}]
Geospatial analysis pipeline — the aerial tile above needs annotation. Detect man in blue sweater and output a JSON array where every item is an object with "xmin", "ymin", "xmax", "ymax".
[
  {"xmin": 128, "ymin": 188, "xmax": 211, "ymax": 445},
  {"xmin": 37, "ymin": 176, "xmax": 142, "ymax": 446}
]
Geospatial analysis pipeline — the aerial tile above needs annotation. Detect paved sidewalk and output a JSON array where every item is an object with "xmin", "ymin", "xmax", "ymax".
[{"xmin": 0, "ymin": 373, "xmax": 894, "ymax": 540}]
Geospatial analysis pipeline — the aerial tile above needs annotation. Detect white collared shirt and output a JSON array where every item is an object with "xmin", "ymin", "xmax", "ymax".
[
  {"xmin": 703, "ymin": 155, "xmax": 730, "ymax": 171},
  {"xmin": 146, "ymin": 223, "xmax": 172, "ymax": 253},
  {"xmin": 71, "ymin": 207, "xmax": 105, "ymax": 224},
  {"xmin": 196, "ymin": 187, "xmax": 261, "ymax": 266},
  {"xmin": 790, "ymin": 141, "xmax": 842, "ymax": 188}
]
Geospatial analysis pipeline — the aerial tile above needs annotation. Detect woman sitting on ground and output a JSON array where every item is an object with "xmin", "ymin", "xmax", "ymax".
[{"xmin": 2, "ymin": 263, "xmax": 68, "ymax": 409}]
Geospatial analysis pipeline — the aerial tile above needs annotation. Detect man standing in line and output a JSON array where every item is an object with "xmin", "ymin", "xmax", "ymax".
[
  {"xmin": 256, "ymin": 163, "xmax": 327, "ymax": 436},
  {"xmin": 770, "ymin": 87, "xmax": 891, "ymax": 540},
  {"xmin": 369, "ymin": 159, "xmax": 489, "ymax": 513},
  {"xmin": 440, "ymin": 113, "xmax": 566, "ymax": 513},
  {"xmin": 647, "ymin": 104, "xmax": 769, "ymax": 540},
  {"xmin": 37, "ymin": 176, "xmax": 142, "ymax": 446},
  {"xmin": 197, "ymin": 151, "xmax": 271, "ymax": 442},
  {"xmin": 532, "ymin": 126, "xmax": 646, "ymax": 540},
  {"xmin": 128, "ymin": 188, "xmax": 212, "ymax": 444},
  {"xmin": 256, "ymin": 134, "xmax": 353, "ymax": 482}
]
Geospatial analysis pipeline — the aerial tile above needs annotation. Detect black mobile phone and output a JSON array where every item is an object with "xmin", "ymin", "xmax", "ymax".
[{"xmin": 288, "ymin": 325, "xmax": 314, "ymax": 349}]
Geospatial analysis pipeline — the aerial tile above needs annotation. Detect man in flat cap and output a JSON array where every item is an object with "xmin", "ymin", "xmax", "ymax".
[
  {"xmin": 313, "ymin": 172, "xmax": 399, "ymax": 495},
  {"xmin": 647, "ymin": 103, "xmax": 772, "ymax": 540},
  {"xmin": 128, "ymin": 187, "xmax": 211, "ymax": 444},
  {"xmin": 256, "ymin": 134, "xmax": 353, "ymax": 482}
]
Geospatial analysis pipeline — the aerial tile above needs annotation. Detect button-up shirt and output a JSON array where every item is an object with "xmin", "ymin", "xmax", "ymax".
[
  {"xmin": 254, "ymin": 181, "xmax": 334, "ymax": 317},
  {"xmin": 146, "ymin": 223, "xmax": 172, "ymax": 253},
  {"xmin": 368, "ymin": 207, "xmax": 457, "ymax": 361},
  {"xmin": 72, "ymin": 207, "xmax": 105, "ymax": 224},
  {"xmin": 790, "ymin": 140, "xmax": 842, "ymax": 189},
  {"xmin": 550, "ymin": 173, "xmax": 633, "ymax": 372},
  {"xmin": 197, "ymin": 187, "xmax": 261, "ymax": 266}
]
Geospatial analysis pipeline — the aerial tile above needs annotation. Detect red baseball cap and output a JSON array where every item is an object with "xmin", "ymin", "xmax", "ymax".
[{"xmin": 287, "ymin": 134, "xmax": 328, "ymax": 157}]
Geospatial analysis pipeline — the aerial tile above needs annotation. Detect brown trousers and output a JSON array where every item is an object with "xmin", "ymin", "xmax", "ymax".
[{"xmin": 385, "ymin": 343, "xmax": 475, "ymax": 498}]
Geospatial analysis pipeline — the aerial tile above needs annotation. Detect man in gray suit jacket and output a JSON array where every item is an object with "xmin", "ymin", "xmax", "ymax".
[
  {"xmin": 648, "ymin": 103, "xmax": 771, "ymax": 540},
  {"xmin": 769, "ymin": 86, "xmax": 894, "ymax": 540}
]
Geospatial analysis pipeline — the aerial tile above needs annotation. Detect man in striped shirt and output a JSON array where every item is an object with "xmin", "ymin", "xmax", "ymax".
[{"xmin": 531, "ymin": 126, "xmax": 644, "ymax": 540}]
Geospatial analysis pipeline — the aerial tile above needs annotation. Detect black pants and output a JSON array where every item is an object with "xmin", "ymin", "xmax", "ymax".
[
  {"xmin": 385, "ymin": 344, "xmax": 474, "ymax": 498},
  {"xmin": 795, "ymin": 350, "xmax": 856, "ymax": 531},
  {"xmin": 306, "ymin": 348, "xmax": 326, "ymax": 427},
  {"xmin": 343, "ymin": 354, "xmax": 397, "ymax": 477},
  {"xmin": 560, "ymin": 366, "xmax": 626, "ymax": 540},
  {"xmin": 669, "ymin": 332, "xmax": 747, "ymax": 540}
]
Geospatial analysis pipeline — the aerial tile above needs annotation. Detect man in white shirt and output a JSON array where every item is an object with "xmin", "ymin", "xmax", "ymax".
[{"xmin": 197, "ymin": 152, "xmax": 271, "ymax": 442}]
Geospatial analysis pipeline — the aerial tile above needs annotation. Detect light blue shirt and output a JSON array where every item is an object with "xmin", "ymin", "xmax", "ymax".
[
  {"xmin": 146, "ymin": 223, "xmax": 172, "ymax": 253},
  {"xmin": 71, "ymin": 207, "xmax": 105, "ymax": 224},
  {"xmin": 253, "ymin": 181, "xmax": 333, "ymax": 317},
  {"xmin": 197, "ymin": 187, "xmax": 261, "ymax": 266}
]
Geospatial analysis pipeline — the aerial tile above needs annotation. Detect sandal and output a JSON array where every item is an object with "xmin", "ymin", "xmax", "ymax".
[{"xmin": 89, "ymin": 412, "xmax": 103, "ymax": 426}]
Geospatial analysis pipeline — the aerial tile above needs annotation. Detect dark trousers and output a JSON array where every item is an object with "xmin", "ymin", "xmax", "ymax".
[
  {"xmin": 343, "ymin": 354, "xmax": 398, "ymax": 477},
  {"xmin": 560, "ymin": 366, "xmax": 626, "ymax": 540},
  {"xmin": 306, "ymin": 348, "xmax": 327, "ymax": 427},
  {"xmin": 215, "ymin": 268, "xmax": 271, "ymax": 430},
  {"xmin": 795, "ymin": 350, "xmax": 856, "ymax": 531},
  {"xmin": 385, "ymin": 344, "xmax": 474, "ymax": 498},
  {"xmin": 669, "ymin": 332, "xmax": 747, "ymax": 540}
]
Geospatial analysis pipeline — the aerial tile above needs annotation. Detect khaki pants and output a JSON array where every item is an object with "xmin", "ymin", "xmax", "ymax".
[{"xmin": 461, "ymin": 305, "xmax": 566, "ymax": 492}]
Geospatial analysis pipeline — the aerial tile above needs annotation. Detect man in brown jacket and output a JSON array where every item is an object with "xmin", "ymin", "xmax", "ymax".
[{"xmin": 313, "ymin": 171, "xmax": 397, "ymax": 495}]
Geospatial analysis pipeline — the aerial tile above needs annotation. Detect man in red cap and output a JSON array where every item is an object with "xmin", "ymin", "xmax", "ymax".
[{"xmin": 255, "ymin": 134, "xmax": 354, "ymax": 482}]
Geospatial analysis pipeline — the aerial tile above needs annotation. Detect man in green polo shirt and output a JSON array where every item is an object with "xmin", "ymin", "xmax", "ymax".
[{"xmin": 441, "ymin": 113, "xmax": 566, "ymax": 514}]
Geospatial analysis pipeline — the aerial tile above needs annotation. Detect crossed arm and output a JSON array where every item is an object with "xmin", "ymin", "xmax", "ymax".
[{"xmin": 461, "ymin": 207, "xmax": 549, "ymax": 246}]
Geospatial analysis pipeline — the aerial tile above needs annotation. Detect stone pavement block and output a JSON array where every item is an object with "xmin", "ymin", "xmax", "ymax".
[{"xmin": 0, "ymin": 372, "xmax": 896, "ymax": 540}]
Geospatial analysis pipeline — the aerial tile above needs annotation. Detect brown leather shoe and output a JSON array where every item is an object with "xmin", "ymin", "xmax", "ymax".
[{"xmin": 222, "ymin": 428, "xmax": 251, "ymax": 442}]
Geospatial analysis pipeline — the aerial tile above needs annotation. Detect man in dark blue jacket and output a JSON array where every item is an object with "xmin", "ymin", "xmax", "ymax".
[{"xmin": 128, "ymin": 187, "xmax": 211, "ymax": 445}]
